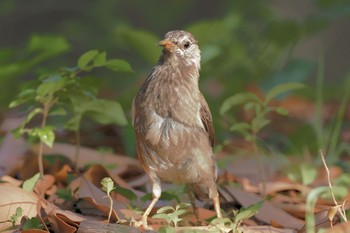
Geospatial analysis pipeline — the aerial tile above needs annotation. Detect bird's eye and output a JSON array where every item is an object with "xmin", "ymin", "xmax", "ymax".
[{"xmin": 183, "ymin": 41, "xmax": 190, "ymax": 49}]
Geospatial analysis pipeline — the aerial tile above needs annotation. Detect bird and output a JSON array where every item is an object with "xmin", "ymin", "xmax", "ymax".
[{"xmin": 132, "ymin": 30, "xmax": 222, "ymax": 228}]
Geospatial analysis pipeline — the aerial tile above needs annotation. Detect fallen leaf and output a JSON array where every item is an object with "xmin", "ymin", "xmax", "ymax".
[
  {"xmin": 325, "ymin": 221, "xmax": 350, "ymax": 233},
  {"xmin": 0, "ymin": 185, "xmax": 38, "ymax": 231},
  {"xmin": 30, "ymin": 142, "xmax": 141, "ymax": 169},
  {"xmin": 0, "ymin": 175, "xmax": 22, "ymax": 187},
  {"xmin": 242, "ymin": 225, "xmax": 296, "ymax": 233},
  {"xmin": 34, "ymin": 175, "xmax": 56, "ymax": 196},
  {"xmin": 46, "ymin": 207, "xmax": 77, "ymax": 233},
  {"xmin": 224, "ymin": 186, "xmax": 304, "ymax": 230}
]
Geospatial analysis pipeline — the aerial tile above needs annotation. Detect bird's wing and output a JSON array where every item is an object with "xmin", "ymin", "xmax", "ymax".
[
  {"xmin": 131, "ymin": 97, "xmax": 136, "ymax": 126},
  {"xmin": 199, "ymin": 96, "xmax": 215, "ymax": 148}
]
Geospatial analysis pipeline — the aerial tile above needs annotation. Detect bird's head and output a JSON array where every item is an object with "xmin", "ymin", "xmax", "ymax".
[{"xmin": 158, "ymin": 30, "xmax": 201, "ymax": 69}]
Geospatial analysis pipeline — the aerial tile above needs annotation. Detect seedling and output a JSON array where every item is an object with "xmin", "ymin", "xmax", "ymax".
[
  {"xmin": 9, "ymin": 50, "xmax": 131, "ymax": 188},
  {"xmin": 220, "ymin": 82, "xmax": 305, "ymax": 194},
  {"xmin": 0, "ymin": 207, "xmax": 23, "ymax": 227},
  {"xmin": 101, "ymin": 177, "xmax": 116, "ymax": 223},
  {"xmin": 152, "ymin": 203, "xmax": 190, "ymax": 228},
  {"xmin": 210, "ymin": 200, "xmax": 263, "ymax": 233}
]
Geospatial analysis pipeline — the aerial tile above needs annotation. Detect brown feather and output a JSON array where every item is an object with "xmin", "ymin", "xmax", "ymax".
[{"xmin": 132, "ymin": 30, "xmax": 221, "ymax": 209}]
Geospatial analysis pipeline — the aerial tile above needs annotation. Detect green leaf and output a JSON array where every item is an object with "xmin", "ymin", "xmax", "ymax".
[
  {"xmin": 101, "ymin": 177, "xmax": 115, "ymax": 194},
  {"xmin": 49, "ymin": 106, "xmax": 67, "ymax": 116},
  {"xmin": 56, "ymin": 188, "xmax": 73, "ymax": 201},
  {"xmin": 36, "ymin": 75, "xmax": 69, "ymax": 101},
  {"xmin": 9, "ymin": 207, "xmax": 23, "ymax": 226},
  {"xmin": 234, "ymin": 200, "xmax": 264, "ymax": 224},
  {"xmin": 93, "ymin": 51, "xmax": 107, "ymax": 67},
  {"xmin": 84, "ymin": 99, "xmax": 128, "ymax": 126},
  {"xmin": 175, "ymin": 203, "xmax": 190, "ymax": 210},
  {"xmin": 105, "ymin": 59, "xmax": 133, "ymax": 72},
  {"xmin": 156, "ymin": 206, "xmax": 175, "ymax": 214},
  {"xmin": 264, "ymin": 82, "xmax": 305, "ymax": 104},
  {"xmin": 286, "ymin": 164, "xmax": 317, "ymax": 186},
  {"xmin": 78, "ymin": 50, "xmax": 99, "ymax": 70},
  {"xmin": 152, "ymin": 213, "xmax": 171, "ymax": 223},
  {"xmin": 320, "ymin": 186, "xmax": 348, "ymax": 200},
  {"xmin": 9, "ymin": 89, "xmax": 36, "ymax": 108},
  {"xmin": 220, "ymin": 93, "xmax": 260, "ymax": 115},
  {"xmin": 158, "ymin": 226, "xmax": 176, "ymax": 233},
  {"xmin": 251, "ymin": 117, "xmax": 270, "ymax": 133},
  {"xmin": 65, "ymin": 114, "xmax": 82, "ymax": 131},
  {"xmin": 23, "ymin": 107, "xmax": 44, "ymax": 127},
  {"xmin": 66, "ymin": 98, "xmax": 128, "ymax": 131},
  {"xmin": 275, "ymin": 107, "xmax": 289, "ymax": 116},
  {"xmin": 230, "ymin": 122, "xmax": 250, "ymax": 135},
  {"xmin": 29, "ymin": 126, "xmax": 55, "ymax": 147},
  {"xmin": 21, "ymin": 217, "xmax": 45, "ymax": 230},
  {"xmin": 114, "ymin": 186, "xmax": 137, "ymax": 201},
  {"xmin": 160, "ymin": 191, "xmax": 181, "ymax": 203},
  {"xmin": 22, "ymin": 173, "xmax": 40, "ymax": 192}
]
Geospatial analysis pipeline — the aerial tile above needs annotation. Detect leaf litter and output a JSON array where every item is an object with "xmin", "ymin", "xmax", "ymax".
[{"xmin": 0, "ymin": 113, "xmax": 350, "ymax": 233}]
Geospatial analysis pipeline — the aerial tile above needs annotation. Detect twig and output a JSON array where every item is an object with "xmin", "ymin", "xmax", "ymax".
[{"xmin": 319, "ymin": 149, "xmax": 348, "ymax": 223}]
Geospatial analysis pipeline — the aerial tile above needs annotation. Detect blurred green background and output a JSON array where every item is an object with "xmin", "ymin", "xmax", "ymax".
[{"xmin": 1, "ymin": 0, "xmax": 349, "ymax": 158}]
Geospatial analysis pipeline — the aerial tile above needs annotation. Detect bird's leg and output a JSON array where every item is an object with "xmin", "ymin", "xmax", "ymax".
[
  {"xmin": 213, "ymin": 194, "xmax": 222, "ymax": 218},
  {"xmin": 187, "ymin": 188, "xmax": 200, "ymax": 224},
  {"xmin": 140, "ymin": 176, "xmax": 161, "ymax": 228}
]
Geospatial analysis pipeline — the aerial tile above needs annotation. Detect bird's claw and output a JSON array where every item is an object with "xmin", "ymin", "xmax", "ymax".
[{"xmin": 130, "ymin": 216, "xmax": 153, "ymax": 230}]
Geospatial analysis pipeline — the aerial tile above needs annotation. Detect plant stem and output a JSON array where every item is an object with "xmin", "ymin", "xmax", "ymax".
[
  {"xmin": 107, "ymin": 195, "xmax": 113, "ymax": 223},
  {"xmin": 252, "ymin": 132, "xmax": 266, "ymax": 195},
  {"xmin": 74, "ymin": 129, "xmax": 81, "ymax": 171},
  {"xmin": 37, "ymin": 101, "xmax": 50, "ymax": 198},
  {"xmin": 315, "ymin": 52, "xmax": 324, "ymax": 150}
]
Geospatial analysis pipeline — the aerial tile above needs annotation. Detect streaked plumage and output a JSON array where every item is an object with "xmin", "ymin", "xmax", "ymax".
[{"xmin": 132, "ymin": 30, "xmax": 222, "ymax": 227}]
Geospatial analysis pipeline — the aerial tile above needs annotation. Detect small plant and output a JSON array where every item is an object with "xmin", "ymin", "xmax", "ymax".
[
  {"xmin": 9, "ymin": 50, "xmax": 131, "ymax": 191},
  {"xmin": 101, "ymin": 177, "xmax": 116, "ymax": 223},
  {"xmin": 0, "ymin": 207, "xmax": 23, "ymax": 227},
  {"xmin": 210, "ymin": 200, "xmax": 264, "ymax": 233},
  {"xmin": 152, "ymin": 203, "xmax": 190, "ymax": 228},
  {"xmin": 220, "ymin": 82, "xmax": 305, "ymax": 193},
  {"xmin": 21, "ymin": 217, "xmax": 45, "ymax": 231}
]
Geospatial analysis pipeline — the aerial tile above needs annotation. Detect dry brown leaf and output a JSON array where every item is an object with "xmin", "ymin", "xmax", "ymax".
[
  {"xmin": 46, "ymin": 208, "xmax": 77, "ymax": 233},
  {"xmin": 325, "ymin": 221, "xmax": 350, "ymax": 233},
  {"xmin": 242, "ymin": 225, "xmax": 296, "ymax": 233},
  {"xmin": 271, "ymin": 194, "xmax": 306, "ymax": 218},
  {"xmin": 84, "ymin": 164, "xmax": 131, "ymax": 190},
  {"xmin": 54, "ymin": 164, "xmax": 73, "ymax": 184},
  {"xmin": 314, "ymin": 165, "xmax": 343, "ymax": 186},
  {"xmin": 0, "ymin": 185, "xmax": 38, "ymax": 231},
  {"xmin": 44, "ymin": 202, "xmax": 86, "ymax": 226},
  {"xmin": 299, "ymin": 210, "xmax": 341, "ymax": 233},
  {"xmin": 264, "ymin": 181, "xmax": 309, "ymax": 195},
  {"xmin": 225, "ymin": 157, "xmax": 278, "ymax": 185},
  {"xmin": 77, "ymin": 219, "xmax": 156, "ymax": 233},
  {"xmin": 328, "ymin": 205, "xmax": 342, "ymax": 225},
  {"xmin": 21, "ymin": 229, "xmax": 48, "ymax": 233},
  {"xmin": 34, "ymin": 175, "xmax": 56, "ymax": 196},
  {"xmin": 0, "ymin": 175, "xmax": 22, "ymax": 187},
  {"xmin": 224, "ymin": 186, "xmax": 304, "ymax": 230},
  {"xmin": 31, "ymin": 142, "xmax": 141, "ymax": 169}
]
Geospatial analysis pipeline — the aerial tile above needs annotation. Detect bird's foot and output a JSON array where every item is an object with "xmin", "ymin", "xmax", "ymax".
[{"xmin": 130, "ymin": 216, "xmax": 153, "ymax": 230}]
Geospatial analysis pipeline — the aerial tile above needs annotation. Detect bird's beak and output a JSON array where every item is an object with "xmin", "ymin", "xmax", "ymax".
[{"xmin": 158, "ymin": 38, "xmax": 173, "ymax": 50}]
